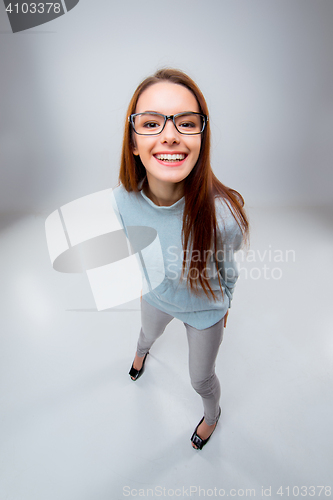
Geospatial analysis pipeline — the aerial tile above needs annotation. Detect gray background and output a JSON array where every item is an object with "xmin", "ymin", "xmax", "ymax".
[
  {"xmin": 1, "ymin": 2, "xmax": 333, "ymax": 500},
  {"xmin": 1, "ymin": 0, "xmax": 332, "ymax": 213}
]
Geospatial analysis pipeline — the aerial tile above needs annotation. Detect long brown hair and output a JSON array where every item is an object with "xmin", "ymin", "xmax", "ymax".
[{"xmin": 119, "ymin": 68, "xmax": 249, "ymax": 300}]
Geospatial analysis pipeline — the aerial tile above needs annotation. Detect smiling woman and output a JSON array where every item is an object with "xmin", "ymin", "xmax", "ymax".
[{"xmin": 112, "ymin": 68, "xmax": 249, "ymax": 450}]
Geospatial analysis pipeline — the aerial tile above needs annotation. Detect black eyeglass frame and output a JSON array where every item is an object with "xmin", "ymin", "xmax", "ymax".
[{"xmin": 128, "ymin": 111, "xmax": 208, "ymax": 136}]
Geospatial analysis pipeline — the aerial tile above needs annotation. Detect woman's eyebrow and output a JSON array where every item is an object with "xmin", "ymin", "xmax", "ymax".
[{"xmin": 138, "ymin": 110, "xmax": 162, "ymax": 113}]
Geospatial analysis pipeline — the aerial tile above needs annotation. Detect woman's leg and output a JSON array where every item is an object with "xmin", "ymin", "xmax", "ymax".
[
  {"xmin": 136, "ymin": 298, "xmax": 174, "ymax": 357},
  {"xmin": 185, "ymin": 318, "xmax": 224, "ymax": 426}
]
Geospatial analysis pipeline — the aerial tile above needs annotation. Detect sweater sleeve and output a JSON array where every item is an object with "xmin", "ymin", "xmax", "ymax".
[{"xmin": 215, "ymin": 197, "xmax": 243, "ymax": 307}]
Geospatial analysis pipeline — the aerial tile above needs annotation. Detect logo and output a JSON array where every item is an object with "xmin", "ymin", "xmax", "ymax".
[
  {"xmin": 45, "ymin": 189, "xmax": 165, "ymax": 310},
  {"xmin": 3, "ymin": 0, "xmax": 80, "ymax": 33}
]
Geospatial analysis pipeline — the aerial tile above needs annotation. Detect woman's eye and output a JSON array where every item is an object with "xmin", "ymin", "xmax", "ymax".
[
  {"xmin": 179, "ymin": 121, "xmax": 195, "ymax": 128},
  {"xmin": 143, "ymin": 121, "xmax": 160, "ymax": 128}
]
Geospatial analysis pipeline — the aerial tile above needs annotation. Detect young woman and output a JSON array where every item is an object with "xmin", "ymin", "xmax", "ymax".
[{"xmin": 111, "ymin": 68, "xmax": 249, "ymax": 450}]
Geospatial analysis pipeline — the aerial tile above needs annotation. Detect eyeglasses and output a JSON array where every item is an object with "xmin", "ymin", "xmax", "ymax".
[{"xmin": 129, "ymin": 112, "xmax": 208, "ymax": 136}]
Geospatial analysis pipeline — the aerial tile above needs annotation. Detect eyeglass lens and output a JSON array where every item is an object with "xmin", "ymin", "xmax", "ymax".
[{"xmin": 132, "ymin": 113, "xmax": 204, "ymax": 135}]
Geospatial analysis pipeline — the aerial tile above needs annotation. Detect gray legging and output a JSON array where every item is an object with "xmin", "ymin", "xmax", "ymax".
[{"xmin": 136, "ymin": 298, "xmax": 225, "ymax": 426}]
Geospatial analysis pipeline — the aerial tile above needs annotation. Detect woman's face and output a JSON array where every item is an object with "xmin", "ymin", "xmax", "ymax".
[{"xmin": 132, "ymin": 82, "xmax": 202, "ymax": 188}]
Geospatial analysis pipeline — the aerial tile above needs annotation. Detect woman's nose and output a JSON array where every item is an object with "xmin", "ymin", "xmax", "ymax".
[{"xmin": 160, "ymin": 119, "xmax": 180, "ymax": 143}]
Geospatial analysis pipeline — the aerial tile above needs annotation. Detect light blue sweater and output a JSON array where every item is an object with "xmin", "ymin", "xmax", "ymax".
[{"xmin": 111, "ymin": 183, "xmax": 243, "ymax": 330}]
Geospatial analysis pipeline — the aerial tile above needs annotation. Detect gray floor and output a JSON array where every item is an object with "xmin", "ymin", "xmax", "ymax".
[{"xmin": 1, "ymin": 206, "xmax": 333, "ymax": 500}]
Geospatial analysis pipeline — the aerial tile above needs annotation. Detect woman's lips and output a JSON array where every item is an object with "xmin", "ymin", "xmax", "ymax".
[{"xmin": 153, "ymin": 153, "xmax": 188, "ymax": 166}]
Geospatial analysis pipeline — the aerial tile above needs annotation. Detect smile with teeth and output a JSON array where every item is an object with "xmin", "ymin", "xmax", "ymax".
[{"xmin": 154, "ymin": 153, "xmax": 187, "ymax": 162}]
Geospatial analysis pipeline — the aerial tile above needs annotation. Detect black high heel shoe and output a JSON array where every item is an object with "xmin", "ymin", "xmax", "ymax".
[
  {"xmin": 191, "ymin": 407, "xmax": 221, "ymax": 450},
  {"xmin": 129, "ymin": 352, "xmax": 149, "ymax": 381}
]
